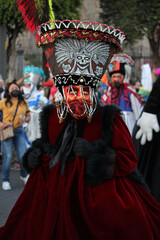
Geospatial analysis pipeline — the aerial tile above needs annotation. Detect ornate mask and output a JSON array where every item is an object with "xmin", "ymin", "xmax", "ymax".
[{"xmin": 63, "ymin": 85, "xmax": 93, "ymax": 119}]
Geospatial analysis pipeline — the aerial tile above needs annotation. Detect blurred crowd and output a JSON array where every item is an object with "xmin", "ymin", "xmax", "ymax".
[{"xmin": 0, "ymin": 65, "xmax": 57, "ymax": 190}]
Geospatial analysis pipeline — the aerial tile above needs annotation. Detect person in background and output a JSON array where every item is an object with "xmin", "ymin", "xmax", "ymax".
[
  {"xmin": 0, "ymin": 79, "xmax": 4, "ymax": 165},
  {"xmin": 101, "ymin": 54, "xmax": 142, "ymax": 134},
  {"xmin": 97, "ymin": 71, "xmax": 109, "ymax": 99},
  {"xmin": 0, "ymin": 86, "xmax": 4, "ymax": 119},
  {"xmin": 21, "ymin": 72, "xmax": 50, "ymax": 146},
  {"xmin": 37, "ymin": 84, "xmax": 44, "ymax": 95},
  {"xmin": 49, "ymin": 84, "xmax": 57, "ymax": 103},
  {"xmin": 0, "ymin": 78, "xmax": 5, "ymax": 99},
  {"xmin": 19, "ymin": 83, "xmax": 24, "ymax": 94},
  {"xmin": 41, "ymin": 74, "xmax": 55, "ymax": 100},
  {"xmin": 132, "ymin": 80, "xmax": 146, "ymax": 105},
  {"xmin": 0, "ymin": 81, "xmax": 31, "ymax": 190},
  {"xmin": 134, "ymin": 80, "xmax": 141, "ymax": 93},
  {"xmin": 132, "ymin": 70, "xmax": 160, "ymax": 202},
  {"xmin": 23, "ymin": 78, "xmax": 38, "ymax": 100},
  {"xmin": 0, "ymin": 87, "xmax": 4, "ymax": 100}
]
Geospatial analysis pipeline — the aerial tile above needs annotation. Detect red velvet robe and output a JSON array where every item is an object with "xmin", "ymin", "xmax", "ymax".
[{"xmin": 0, "ymin": 106, "xmax": 160, "ymax": 240}]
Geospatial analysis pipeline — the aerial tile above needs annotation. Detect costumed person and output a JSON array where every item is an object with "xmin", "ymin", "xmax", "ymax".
[
  {"xmin": 22, "ymin": 66, "xmax": 50, "ymax": 145},
  {"xmin": 1, "ymin": 1, "xmax": 160, "ymax": 239},
  {"xmin": 132, "ymin": 68, "xmax": 160, "ymax": 202},
  {"xmin": 101, "ymin": 54, "xmax": 142, "ymax": 134},
  {"xmin": 22, "ymin": 65, "xmax": 46, "ymax": 101}
]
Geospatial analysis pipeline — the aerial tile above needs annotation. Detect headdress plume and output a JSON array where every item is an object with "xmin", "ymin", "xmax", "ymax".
[{"xmin": 16, "ymin": 0, "xmax": 55, "ymax": 35}]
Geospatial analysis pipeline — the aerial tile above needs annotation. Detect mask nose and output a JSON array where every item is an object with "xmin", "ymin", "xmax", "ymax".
[{"xmin": 76, "ymin": 88, "xmax": 83, "ymax": 100}]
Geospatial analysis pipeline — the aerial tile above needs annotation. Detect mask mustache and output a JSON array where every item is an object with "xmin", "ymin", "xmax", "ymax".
[
  {"xmin": 68, "ymin": 99, "xmax": 79, "ymax": 104},
  {"xmin": 70, "ymin": 105, "xmax": 82, "ymax": 115},
  {"xmin": 70, "ymin": 105, "xmax": 76, "ymax": 114},
  {"xmin": 68, "ymin": 99, "xmax": 91, "ymax": 105},
  {"xmin": 68, "ymin": 101, "xmax": 86, "ymax": 114},
  {"xmin": 78, "ymin": 105, "xmax": 85, "ymax": 110}
]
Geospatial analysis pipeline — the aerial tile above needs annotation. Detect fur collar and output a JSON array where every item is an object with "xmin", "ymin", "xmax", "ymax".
[{"xmin": 39, "ymin": 104, "xmax": 121, "ymax": 144}]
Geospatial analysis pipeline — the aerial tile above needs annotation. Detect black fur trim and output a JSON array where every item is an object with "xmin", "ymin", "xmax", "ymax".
[
  {"xmin": 101, "ymin": 104, "xmax": 122, "ymax": 146},
  {"xmin": 22, "ymin": 147, "xmax": 34, "ymax": 173},
  {"xmin": 84, "ymin": 105, "xmax": 122, "ymax": 186},
  {"xmin": 84, "ymin": 140, "xmax": 116, "ymax": 186},
  {"xmin": 39, "ymin": 104, "xmax": 55, "ymax": 144},
  {"xmin": 22, "ymin": 139, "xmax": 45, "ymax": 173},
  {"xmin": 22, "ymin": 104, "xmax": 58, "ymax": 171},
  {"xmin": 23, "ymin": 104, "xmax": 122, "ymax": 186}
]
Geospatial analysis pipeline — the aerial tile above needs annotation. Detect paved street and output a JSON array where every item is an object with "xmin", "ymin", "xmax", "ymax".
[{"xmin": 0, "ymin": 164, "xmax": 25, "ymax": 227}]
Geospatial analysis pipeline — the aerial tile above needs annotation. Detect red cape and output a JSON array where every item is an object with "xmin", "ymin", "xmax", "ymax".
[{"xmin": 0, "ymin": 107, "xmax": 160, "ymax": 240}]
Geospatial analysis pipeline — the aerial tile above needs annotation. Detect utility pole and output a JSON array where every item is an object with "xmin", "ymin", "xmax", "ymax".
[
  {"xmin": 16, "ymin": 42, "xmax": 24, "ymax": 80},
  {"xmin": 0, "ymin": 25, "xmax": 7, "ymax": 80}
]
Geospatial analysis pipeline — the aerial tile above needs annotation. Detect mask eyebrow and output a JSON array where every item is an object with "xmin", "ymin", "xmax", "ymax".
[
  {"xmin": 72, "ymin": 87, "xmax": 78, "ymax": 91},
  {"xmin": 83, "ymin": 87, "xmax": 89, "ymax": 91}
]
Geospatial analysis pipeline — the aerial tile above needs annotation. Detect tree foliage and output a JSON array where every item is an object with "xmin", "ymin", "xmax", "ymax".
[
  {"xmin": 0, "ymin": 0, "xmax": 81, "ymax": 37},
  {"xmin": 53, "ymin": 0, "xmax": 81, "ymax": 20},
  {"xmin": 100, "ymin": 0, "xmax": 160, "ymax": 66},
  {"xmin": 0, "ymin": 0, "xmax": 25, "ymax": 37},
  {"xmin": 0, "ymin": 0, "xmax": 81, "ymax": 78},
  {"xmin": 100, "ymin": 0, "xmax": 160, "ymax": 44}
]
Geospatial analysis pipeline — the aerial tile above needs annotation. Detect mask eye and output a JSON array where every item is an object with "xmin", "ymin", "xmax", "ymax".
[
  {"xmin": 83, "ymin": 88, "xmax": 89, "ymax": 95},
  {"xmin": 68, "ymin": 87, "xmax": 78, "ymax": 96},
  {"xmin": 77, "ymin": 56, "xmax": 82, "ymax": 60},
  {"xmin": 69, "ymin": 91, "xmax": 75, "ymax": 95}
]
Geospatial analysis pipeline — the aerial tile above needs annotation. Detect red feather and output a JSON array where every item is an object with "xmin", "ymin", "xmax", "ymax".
[{"xmin": 17, "ymin": 0, "xmax": 40, "ymax": 34}]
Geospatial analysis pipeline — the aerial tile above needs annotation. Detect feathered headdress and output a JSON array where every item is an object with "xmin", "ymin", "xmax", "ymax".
[
  {"xmin": 17, "ymin": 0, "xmax": 126, "ymax": 122},
  {"xmin": 16, "ymin": 0, "xmax": 126, "ymax": 88},
  {"xmin": 17, "ymin": 0, "xmax": 55, "ymax": 38}
]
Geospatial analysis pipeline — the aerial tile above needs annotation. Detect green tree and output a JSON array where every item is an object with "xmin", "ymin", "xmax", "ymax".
[
  {"xmin": 100, "ymin": 0, "xmax": 160, "ymax": 67},
  {"xmin": 0, "ymin": 0, "xmax": 81, "ymax": 78},
  {"xmin": 0, "ymin": 0, "xmax": 25, "ymax": 78},
  {"xmin": 53, "ymin": 0, "xmax": 81, "ymax": 20}
]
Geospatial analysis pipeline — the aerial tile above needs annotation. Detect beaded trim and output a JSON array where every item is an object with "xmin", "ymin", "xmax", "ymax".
[
  {"xmin": 53, "ymin": 74, "xmax": 100, "ymax": 89},
  {"xmin": 37, "ymin": 20, "xmax": 125, "ymax": 48}
]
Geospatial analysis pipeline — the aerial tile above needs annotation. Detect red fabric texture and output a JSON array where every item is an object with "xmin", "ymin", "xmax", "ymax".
[
  {"xmin": 42, "ymin": 79, "xmax": 54, "ymax": 88},
  {"xmin": 0, "ymin": 108, "xmax": 160, "ymax": 240}
]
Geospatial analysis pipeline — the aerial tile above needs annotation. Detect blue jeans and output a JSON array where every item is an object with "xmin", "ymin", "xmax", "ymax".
[{"xmin": 1, "ymin": 127, "xmax": 28, "ymax": 181}]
